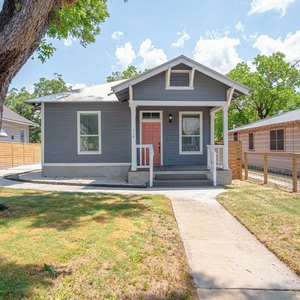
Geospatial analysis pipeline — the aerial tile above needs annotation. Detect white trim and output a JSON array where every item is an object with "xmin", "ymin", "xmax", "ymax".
[
  {"xmin": 43, "ymin": 163, "xmax": 131, "ymax": 167},
  {"xmin": 170, "ymin": 69, "xmax": 191, "ymax": 74},
  {"xmin": 2, "ymin": 119, "xmax": 37, "ymax": 127},
  {"xmin": 111, "ymin": 55, "xmax": 251, "ymax": 95},
  {"xmin": 165, "ymin": 86, "xmax": 194, "ymax": 91},
  {"xmin": 179, "ymin": 111, "xmax": 203, "ymax": 155},
  {"xmin": 41, "ymin": 103, "xmax": 45, "ymax": 165},
  {"xmin": 77, "ymin": 111, "xmax": 101, "ymax": 155},
  {"xmin": 189, "ymin": 68, "xmax": 195, "ymax": 87},
  {"xmin": 227, "ymin": 87, "xmax": 235, "ymax": 106},
  {"xmin": 210, "ymin": 110, "xmax": 215, "ymax": 146},
  {"xmin": 139, "ymin": 110, "xmax": 163, "ymax": 166},
  {"xmin": 223, "ymin": 105, "xmax": 229, "ymax": 169},
  {"xmin": 133, "ymin": 100, "xmax": 227, "ymax": 107}
]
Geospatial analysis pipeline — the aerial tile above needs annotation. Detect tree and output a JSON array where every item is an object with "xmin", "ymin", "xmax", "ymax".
[
  {"xmin": 215, "ymin": 52, "xmax": 300, "ymax": 140},
  {"xmin": 5, "ymin": 74, "xmax": 70, "ymax": 142},
  {"xmin": 107, "ymin": 65, "xmax": 148, "ymax": 82},
  {"xmin": 0, "ymin": 0, "xmax": 109, "ymax": 132}
]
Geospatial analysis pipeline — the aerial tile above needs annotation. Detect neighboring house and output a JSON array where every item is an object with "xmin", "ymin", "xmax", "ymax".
[
  {"xmin": 0, "ymin": 106, "xmax": 36, "ymax": 142},
  {"xmin": 27, "ymin": 55, "xmax": 250, "ymax": 186},
  {"xmin": 229, "ymin": 109, "xmax": 300, "ymax": 174}
]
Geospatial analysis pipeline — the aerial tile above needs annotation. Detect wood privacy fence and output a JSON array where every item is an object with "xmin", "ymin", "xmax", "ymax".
[
  {"xmin": 0, "ymin": 142, "xmax": 41, "ymax": 168},
  {"xmin": 229, "ymin": 141, "xmax": 242, "ymax": 180},
  {"xmin": 244, "ymin": 151, "xmax": 300, "ymax": 193}
]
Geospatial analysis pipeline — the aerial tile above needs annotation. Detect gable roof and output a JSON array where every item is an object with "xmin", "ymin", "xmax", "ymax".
[
  {"xmin": 3, "ymin": 106, "xmax": 37, "ymax": 127},
  {"xmin": 111, "ymin": 55, "xmax": 251, "ymax": 97},
  {"xmin": 26, "ymin": 80, "xmax": 125, "ymax": 104},
  {"xmin": 229, "ymin": 109, "xmax": 300, "ymax": 133}
]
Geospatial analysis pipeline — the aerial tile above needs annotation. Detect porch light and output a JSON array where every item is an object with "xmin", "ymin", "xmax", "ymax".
[{"xmin": 168, "ymin": 114, "xmax": 173, "ymax": 123}]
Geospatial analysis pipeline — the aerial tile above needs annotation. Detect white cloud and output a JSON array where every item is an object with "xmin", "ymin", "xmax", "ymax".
[
  {"xmin": 112, "ymin": 31, "xmax": 124, "ymax": 41},
  {"xmin": 138, "ymin": 39, "xmax": 167, "ymax": 69},
  {"xmin": 171, "ymin": 31, "xmax": 190, "ymax": 48},
  {"xmin": 253, "ymin": 30, "xmax": 300, "ymax": 63},
  {"xmin": 235, "ymin": 21, "xmax": 244, "ymax": 32},
  {"xmin": 249, "ymin": 0, "xmax": 294, "ymax": 16},
  {"xmin": 115, "ymin": 42, "xmax": 136, "ymax": 68},
  {"xmin": 193, "ymin": 35, "xmax": 242, "ymax": 73},
  {"xmin": 63, "ymin": 37, "xmax": 77, "ymax": 47}
]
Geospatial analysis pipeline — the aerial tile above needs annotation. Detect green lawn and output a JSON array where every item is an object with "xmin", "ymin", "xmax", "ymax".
[
  {"xmin": 217, "ymin": 181, "xmax": 300, "ymax": 276},
  {"xmin": 0, "ymin": 188, "xmax": 196, "ymax": 300}
]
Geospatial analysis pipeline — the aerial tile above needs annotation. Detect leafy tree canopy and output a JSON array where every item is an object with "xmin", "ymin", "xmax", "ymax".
[
  {"xmin": 5, "ymin": 74, "xmax": 70, "ymax": 142},
  {"xmin": 215, "ymin": 52, "xmax": 300, "ymax": 140},
  {"xmin": 107, "ymin": 66, "xmax": 148, "ymax": 82}
]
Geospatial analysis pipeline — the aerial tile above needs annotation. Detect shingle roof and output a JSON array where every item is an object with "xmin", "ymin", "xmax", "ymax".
[
  {"xmin": 229, "ymin": 109, "xmax": 300, "ymax": 133},
  {"xmin": 26, "ymin": 80, "xmax": 126, "ymax": 104},
  {"xmin": 3, "ymin": 106, "xmax": 37, "ymax": 126}
]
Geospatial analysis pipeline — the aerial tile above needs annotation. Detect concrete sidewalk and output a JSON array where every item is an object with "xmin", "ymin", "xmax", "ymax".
[{"xmin": 170, "ymin": 190, "xmax": 300, "ymax": 299}]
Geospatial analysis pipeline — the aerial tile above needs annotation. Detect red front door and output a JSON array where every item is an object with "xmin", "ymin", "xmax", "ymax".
[{"xmin": 141, "ymin": 122, "xmax": 161, "ymax": 166}]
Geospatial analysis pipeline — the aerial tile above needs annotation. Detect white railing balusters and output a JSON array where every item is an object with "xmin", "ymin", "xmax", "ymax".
[
  {"xmin": 207, "ymin": 144, "xmax": 224, "ymax": 187},
  {"xmin": 136, "ymin": 144, "xmax": 154, "ymax": 187}
]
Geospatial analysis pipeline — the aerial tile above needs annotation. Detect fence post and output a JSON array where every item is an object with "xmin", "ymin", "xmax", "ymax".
[
  {"xmin": 264, "ymin": 153, "xmax": 268, "ymax": 184},
  {"xmin": 293, "ymin": 154, "xmax": 298, "ymax": 193},
  {"xmin": 11, "ymin": 143, "xmax": 14, "ymax": 167},
  {"xmin": 239, "ymin": 141, "xmax": 242, "ymax": 180},
  {"xmin": 244, "ymin": 152, "xmax": 248, "ymax": 180}
]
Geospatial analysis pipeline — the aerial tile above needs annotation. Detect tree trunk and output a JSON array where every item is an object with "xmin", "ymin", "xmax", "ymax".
[{"xmin": 0, "ymin": 0, "xmax": 68, "ymax": 130}]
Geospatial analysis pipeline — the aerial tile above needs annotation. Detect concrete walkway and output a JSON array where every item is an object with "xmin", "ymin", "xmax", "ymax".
[{"xmin": 1, "ymin": 165, "xmax": 300, "ymax": 299}]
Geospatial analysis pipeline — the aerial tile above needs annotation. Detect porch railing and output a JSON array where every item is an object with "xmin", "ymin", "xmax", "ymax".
[
  {"xmin": 136, "ymin": 144, "xmax": 154, "ymax": 187},
  {"xmin": 215, "ymin": 145, "xmax": 224, "ymax": 168},
  {"xmin": 207, "ymin": 145, "xmax": 217, "ymax": 186}
]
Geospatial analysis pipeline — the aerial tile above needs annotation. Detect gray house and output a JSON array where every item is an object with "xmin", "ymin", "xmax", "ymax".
[{"xmin": 28, "ymin": 55, "xmax": 250, "ymax": 187}]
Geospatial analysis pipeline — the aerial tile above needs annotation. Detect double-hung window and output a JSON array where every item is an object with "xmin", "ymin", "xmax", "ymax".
[
  {"xmin": 179, "ymin": 112, "xmax": 203, "ymax": 154},
  {"xmin": 248, "ymin": 133, "xmax": 254, "ymax": 150},
  {"xmin": 270, "ymin": 129, "xmax": 284, "ymax": 151},
  {"xmin": 77, "ymin": 111, "xmax": 101, "ymax": 154}
]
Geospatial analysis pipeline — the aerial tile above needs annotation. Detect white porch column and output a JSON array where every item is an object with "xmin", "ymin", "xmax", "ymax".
[
  {"xmin": 223, "ymin": 104, "xmax": 229, "ymax": 169},
  {"xmin": 130, "ymin": 103, "xmax": 137, "ymax": 171},
  {"xmin": 210, "ymin": 110, "xmax": 215, "ymax": 146}
]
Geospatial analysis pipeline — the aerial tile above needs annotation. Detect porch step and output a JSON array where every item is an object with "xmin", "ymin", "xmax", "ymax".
[
  {"xmin": 153, "ymin": 178, "xmax": 213, "ymax": 187},
  {"xmin": 155, "ymin": 173, "xmax": 208, "ymax": 180}
]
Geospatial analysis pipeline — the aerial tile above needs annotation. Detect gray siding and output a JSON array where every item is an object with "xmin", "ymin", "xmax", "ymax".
[
  {"xmin": 44, "ymin": 102, "xmax": 131, "ymax": 163},
  {"xmin": 137, "ymin": 107, "xmax": 211, "ymax": 166},
  {"xmin": 133, "ymin": 70, "xmax": 228, "ymax": 101}
]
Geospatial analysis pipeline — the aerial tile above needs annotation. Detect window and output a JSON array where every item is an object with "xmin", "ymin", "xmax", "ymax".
[
  {"xmin": 234, "ymin": 132, "xmax": 238, "ymax": 141},
  {"xmin": 20, "ymin": 130, "xmax": 25, "ymax": 143},
  {"xmin": 142, "ymin": 112, "xmax": 160, "ymax": 120},
  {"xmin": 179, "ymin": 112, "xmax": 202, "ymax": 154},
  {"xmin": 166, "ymin": 68, "xmax": 194, "ymax": 90},
  {"xmin": 270, "ymin": 129, "xmax": 284, "ymax": 151},
  {"xmin": 248, "ymin": 133, "xmax": 254, "ymax": 150},
  {"xmin": 77, "ymin": 111, "xmax": 101, "ymax": 154}
]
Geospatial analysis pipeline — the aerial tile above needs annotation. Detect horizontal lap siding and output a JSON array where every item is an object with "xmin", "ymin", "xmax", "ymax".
[
  {"xmin": 44, "ymin": 102, "xmax": 131, "ymax": 163},
  {"xmin": 133, "ymin": 71, "xmax": 227, "ymax": 101},
  {"xmin": 137, "ymin": 107, "xmax": 210, "ymax": 166},
  {"xmin": 231, "ymin": 123, "xmax": 300, "ymax": 173}
]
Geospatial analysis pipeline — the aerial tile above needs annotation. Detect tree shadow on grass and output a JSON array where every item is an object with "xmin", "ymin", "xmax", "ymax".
[
  {"xmin": 0, "ymin": 259, "xmax": 72, "ymax": 300},
  {"xmin": 0, "ymin": 190, "xmax": 149, "ymax": 230}
]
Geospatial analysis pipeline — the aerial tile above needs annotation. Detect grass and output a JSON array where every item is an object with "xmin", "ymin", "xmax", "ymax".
[
  {"xmin": 0, "ymin": 188, "xmax": 197, "ymax": 300},
  {"xmin": 217, "ymin": 181, "xmax": 300, "ymax": 276}
]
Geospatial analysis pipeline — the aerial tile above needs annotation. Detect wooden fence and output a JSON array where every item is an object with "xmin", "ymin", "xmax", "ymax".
[
  {"xmin": 229, "ymin": 141, "xmax": 242, "ymax": 180},
  {"xmin": 0, "ymin": 142, "xmax": 41, "ymax": 168},
  {"xmin": 244, "ymin": 151, "xmax": 300, "ymax": 193}
]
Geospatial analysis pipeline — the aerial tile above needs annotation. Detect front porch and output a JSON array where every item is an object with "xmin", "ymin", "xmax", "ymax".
[{"xmin": 128, "ymin": 101, "xmax": 231, "ymax": 187}]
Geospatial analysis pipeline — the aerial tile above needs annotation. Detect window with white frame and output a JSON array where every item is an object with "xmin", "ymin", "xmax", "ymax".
[
  {"xmin": 179, "ymin": 112, "xmax": 202, "ymax": 154},
  {"xmin": 166, "ymin": 68, "xmax": 195, "ymax": 90},
  {"xmin": 78, "ymin": 111, "xmax": 101, "ymax": 154}
]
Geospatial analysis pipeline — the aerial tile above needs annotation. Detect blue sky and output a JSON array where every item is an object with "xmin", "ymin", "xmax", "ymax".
[{"xmin": 8, "ymin": 0, "xmax": 300, "ymax": 91}]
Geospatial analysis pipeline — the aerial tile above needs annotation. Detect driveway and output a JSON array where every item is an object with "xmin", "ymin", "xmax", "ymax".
[{"xmin": 1, "ymin": 165, "xmax": 300, "ymax": 299}]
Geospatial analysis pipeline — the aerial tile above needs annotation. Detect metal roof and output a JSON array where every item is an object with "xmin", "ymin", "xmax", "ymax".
[
  {"xmin": 3, "ymin": 106, "xmax": 37, "ymax": 127},
  {"xmin": 229, "ymin": 109, "xmax": 300, "ymax": 133},
  {"xmin": 26, "ymin": 80, "xmax": 126, "ymax": 104}
]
